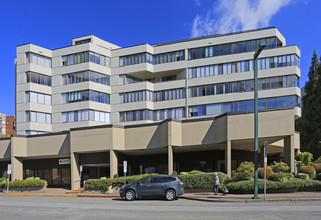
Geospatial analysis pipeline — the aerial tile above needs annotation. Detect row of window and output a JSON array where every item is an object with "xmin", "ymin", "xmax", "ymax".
[
  {"xmin": 189, "ymin": 95, "xmax": 299, "ymax": 117},
  {"xmin": 62, "ymin": 51, "xmax": 110, "ymax": 67},
  {"xmin": 119, "ymin": 75, "xmax": 142, "ymax": 85},
  {"xmin": 26, "ymin": 111, "xmax": 51, "ymax": 124},
  {"xmin": 62, "ymin": 71, "xmax": 110, "ymax": 86},
  {"xmin": 26, "ymin": 130, "xmax": 50, "ymax": 135},
  {"xmin": 120, "ymin": 53, "xmax": 153, "ymax": 66},
  {"xmin": 153, "ymin": 50, "xmax": 185, "ymax": 65},
  {"xmin": 120, "ymin": 107, "xmax": 185, "ymax": 122},
  {"xmin": 26, "ymin": 91, "xmax": 51, "ymax": 105},
  {"xmin": 188, "ymin": 37, "xmax": 278, "ymax": 60},
  {"xmin": 26, "ymin": 52, "xmax": 52, "ymax": 68},
  {"xmin": 119, "ymin": 88, "xmax": 186, "ymax": 103},
  {"xmin": 189, "ymin": 75, "xmax": 299, "ymax": 98},
  {"xmin": 62, "ymin": 90, "xmax": 110, "ymax": 104},
  {"xmin": 188, "ymin": 54, "xmax": 299, "ymax": 79},
  {"xmin": 62, "ymin": 110, "xmax": 110, "ymax": 123},
  {"xmin": 257, "ymin": 54, "xmax": 300, "ymax": 70},
  {"xmin": 26, "ymin": 72, "xmax": 52, "ymax": 86}
]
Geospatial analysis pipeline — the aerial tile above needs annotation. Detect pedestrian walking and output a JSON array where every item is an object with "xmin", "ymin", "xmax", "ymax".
[{"xmin": 213, "ymin": 173, "xmax": 220, "ymax": 195}]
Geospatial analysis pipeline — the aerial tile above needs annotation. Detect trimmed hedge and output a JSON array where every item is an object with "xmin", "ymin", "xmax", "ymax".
[
  {"xmin": 312, "ymin": 163, "xmax": 321, "ymax": 174},
  {"xmin": 0, "ymin": 177, "xmax": 46, "ymax": 188},
  {"xmin": 296, "ymin": 173, "xmax": 309, "ymax": 180},
  {"xmin": 269, "ymin": 173, "xmax": 294, "ymax": 182},
  {"xmin": 258, "ymin": 166, "xmax": 273, "ymax": 179},
  {"xmin": 85, "ymin": 174, "xmax": 151, "ymax": 191},
  {"xmin": 299, "ymin": 165, "xmax": 316, "ymax": 179},
  {"xmin": 85, "ymin": 172, "xmax": 230, "ymax": 191},
  {"xmin": 179, "ymin": 172, "xmax": 228, "ymax": 190},
  {"xmin": 226, "ymin": 179, "xmax": 321, "ymax": 194}
]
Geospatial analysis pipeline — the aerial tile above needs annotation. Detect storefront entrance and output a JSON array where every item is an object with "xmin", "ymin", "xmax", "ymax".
[{"xmin": 23, "ymin": 158, "xmax": 71, "ymax": 188}]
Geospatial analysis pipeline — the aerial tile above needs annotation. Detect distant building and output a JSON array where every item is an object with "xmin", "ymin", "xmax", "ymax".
[
  {"xmin": 5, "ymin": 115, "xmax": 15, "ymax": 137},
  {"xmin": 0, "ymin": 113, "xmax": 5, "ymax": 138}
]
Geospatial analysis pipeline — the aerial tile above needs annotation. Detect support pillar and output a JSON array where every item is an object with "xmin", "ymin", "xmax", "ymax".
[
  {"xmin": 225, "ymin": 140, "xmax": 231, "ymax": 177},
  {"xmin": 110, "ymin": 150, "xmax": 118, "ymax": 178},
  {"xmin": 168, "ymin": 145, "xmax": 173, "ymax": 175},
  {"xmin": 284, "ymin": 135, "xmax": 295, "ymax": 173},
  {"xmin": 11, "ymin": 157, "xmax": 23, "ymax": 181},
  {"xmin": 70, "ymin": 152, "xmax": 80, "ymax": 190}
]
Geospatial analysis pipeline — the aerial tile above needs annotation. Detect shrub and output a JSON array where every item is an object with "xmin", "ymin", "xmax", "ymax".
[
  {"xmin": 312, "ymin": 163, "xmax": 321, "ymax": 174},
  {"xmin": 179, "ymin": 172, "xmax": 229, "ymax": 190},
  {"xmin": 299, "ymin": 165, "xmax": 316, "ymax": 179},
  {"xmin": 85, "ymin": 174, "xmax": 151, "ymax": 191},
  {"xmin": 0, "ymin": 178, "xmax": 6, "ymax": 182},
  {"xmin": 188, "ymin": 170, "xmax": 204, "ymax": 175},
  {"xmin": 171, "ymin": 171, "xmax": 178, "ymax": 176},
  {"xmin": 316, "ymin": 173, "xmax": 321, "ymax": 181},
  {"xmin": 226, "ymin": 179, "xmax": 321, "ymax": 194},
  {"xmin": 180, "ymin": 172, "xmax": 188, "ymax": 175},
  {"xmin": 296, "ymin": 152, "xmax": 313, "ymax": 165},
  {"xmin": 296, "ymin": 173, "xmax": 309, "ymax": 180},
  {"xmin": 258, "ymin": 166, "xmax": 273, "ymax": 179},
  {"xmin": 270, "ymin": 161, "xmax": 290, "ymax": 173},
  {"xmin": 315, "ymin": 156, "xmax": 321, "ymax": 163},
  {"xmin": 270, "ymin": 173, "xmax": 294, "ymax": 182},
  {"xmin": 113, "ymin": 174, "xmax": 119, "ymax": 178},
  {"xmin": 235, "ymin": 161, "xmax": 254, "ymax": 181},
  {"xmin": 0, "ymin": 178, "xmax": 46, "ymax": 188}
]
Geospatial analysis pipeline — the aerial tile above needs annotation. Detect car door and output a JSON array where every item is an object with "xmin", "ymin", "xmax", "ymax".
[
  {"xmin": 150, "ymin": 177, "xmax": 165, "ymax": 196},
  {"xmin": 136, "ymin": 176, "xmax": 153, "ymax": 197}
]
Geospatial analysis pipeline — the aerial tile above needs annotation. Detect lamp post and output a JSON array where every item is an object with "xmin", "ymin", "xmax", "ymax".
[{"xmin": 253, "ymin": 41, "xmax": 265, "ymax": 199}]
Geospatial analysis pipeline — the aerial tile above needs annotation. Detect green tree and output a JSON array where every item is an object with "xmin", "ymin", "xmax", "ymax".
[{"xmin": 296, "ymin": 51, "xmax": 321, "ymax": 157}]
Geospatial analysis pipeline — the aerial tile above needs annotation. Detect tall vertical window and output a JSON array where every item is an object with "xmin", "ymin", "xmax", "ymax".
[{"xmin": 26, "ymin": 52, "xmax": 52, "ymax": 68}]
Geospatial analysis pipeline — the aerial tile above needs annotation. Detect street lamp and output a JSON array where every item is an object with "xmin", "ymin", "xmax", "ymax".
[{"xmin": 253, "ymin": 41, "xmax": 265, "ymax": 199}]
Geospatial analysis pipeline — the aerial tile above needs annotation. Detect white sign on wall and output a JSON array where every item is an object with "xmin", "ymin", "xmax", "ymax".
[{"xmin": 59, "ymin": 159, "xmax": 71, "ymax": 165}]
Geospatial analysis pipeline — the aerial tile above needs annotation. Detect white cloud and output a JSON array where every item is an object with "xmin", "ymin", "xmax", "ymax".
[
  {"xmin": 191, "ymin": 0, "xmax": 292, "ymax": 37},
  {"xmin": 194, "ymin": 0, "xmax": 201, "ymax": 6}
]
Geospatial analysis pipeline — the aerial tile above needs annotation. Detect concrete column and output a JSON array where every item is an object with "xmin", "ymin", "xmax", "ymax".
[
  {"xmin": 140, "ymin": 165, "xmax": 143, "ymax": 174},
  {"xmin": 70, "ymin": 153, "xmax": 80, "ymax": 190},
  {"xmin": 284, "ymin": 135, "xmax": 295, "ymax": 173},
  {"xmin": 168, "ymin": 145, "xmax": 173, "ymax": 175},
  {"xmin": 225, "ymin": 140, "xmax": 232, "ymax": 177},
  {"xmin": 110, "ymin": 150, "xmax": 118, "ymax": 178},
  {"xmin": 11, "ymin": 157, "xmax": 23, "ymax": 181}
]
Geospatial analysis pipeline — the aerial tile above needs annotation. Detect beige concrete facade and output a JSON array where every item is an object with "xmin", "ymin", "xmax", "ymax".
[{"xmin": 0, "ymin": 108, "xmax": 300, "ymax": 189}]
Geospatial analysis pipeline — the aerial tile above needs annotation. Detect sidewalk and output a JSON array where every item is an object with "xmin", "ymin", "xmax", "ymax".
[
  {"xmin": 2, "ymin": 188, "xmax": 321, "ymax": 202},
  {"xmin": 0, "ymin": 188, "xmax": 121, "ymax": 198},
  {"xmin": 180, "ymin": 191, "xmax": 321, "ymax": 202}
]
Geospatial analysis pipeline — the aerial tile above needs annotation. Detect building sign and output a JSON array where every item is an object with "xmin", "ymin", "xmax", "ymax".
[{"xmin": 59, "ymin": 158, "xmax": 71, "ymax": 165}]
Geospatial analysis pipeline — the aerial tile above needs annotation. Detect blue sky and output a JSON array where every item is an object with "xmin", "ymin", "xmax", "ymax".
[{"xmin": 0, "ymin": 0, "xmax": 320, "ymax": 116}]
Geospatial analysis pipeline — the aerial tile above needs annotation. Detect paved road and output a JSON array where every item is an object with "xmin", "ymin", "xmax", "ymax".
[{"xmin": 0, "ymin": 196, "xmax": 321, "ymax": 219}]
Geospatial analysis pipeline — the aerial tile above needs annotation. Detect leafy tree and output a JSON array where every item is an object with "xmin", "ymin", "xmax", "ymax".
[
  {"xmin": 296, "ymin": 51, "xmax": 321, "ymax": 158},
  {"xmin": 295, "ymin": 152, "xmax": 313, "ymax": 165}
]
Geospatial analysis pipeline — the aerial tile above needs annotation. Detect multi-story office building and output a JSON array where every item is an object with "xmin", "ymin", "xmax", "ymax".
[{"xmin": 0, "ymin": 27, "xmax": 301, "ymax": 189}]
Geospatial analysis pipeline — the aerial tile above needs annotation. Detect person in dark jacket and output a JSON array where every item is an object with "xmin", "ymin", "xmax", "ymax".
[{"xmin": 213, "ymin": 173, "xmax": 220, "ymax": 195}]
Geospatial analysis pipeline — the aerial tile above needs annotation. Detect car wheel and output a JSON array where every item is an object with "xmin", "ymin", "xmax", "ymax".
[
  {"xmin": 125, "ymin": 190, "xmax": 135, "ymax": 201},
  {"xmin": 165, "ymin": 189, "xmax": 176, "ymax": 201}
]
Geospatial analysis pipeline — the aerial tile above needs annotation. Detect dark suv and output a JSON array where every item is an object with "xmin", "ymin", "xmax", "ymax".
[{"xmin": 119, "ymin": 175, "xmax": 184, "ymax": 201}]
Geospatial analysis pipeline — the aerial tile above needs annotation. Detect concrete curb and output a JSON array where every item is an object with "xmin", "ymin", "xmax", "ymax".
[{"xmin": 180, "ymin": 196, "xmax": 321, "ymax": 203}]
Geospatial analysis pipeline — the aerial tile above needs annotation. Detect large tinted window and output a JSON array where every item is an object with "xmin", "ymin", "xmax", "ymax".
[{"xmin": 141, "ymin": 177, "xmax": 152, "ymax": 184}]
